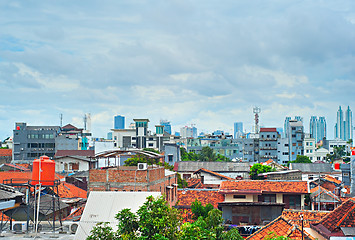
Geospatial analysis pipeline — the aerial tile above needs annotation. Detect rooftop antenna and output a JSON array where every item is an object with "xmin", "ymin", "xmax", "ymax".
[
  {"xmin": 253, "ymin": 106, "xmax": 261, "ymax": 134},
  {"xmin": 59, "ymin": 113, "xmax": 63, "ymax": 127},
  {"xmin": 83, "ymin": 114, "xmax": 87, "ymax": 130}
]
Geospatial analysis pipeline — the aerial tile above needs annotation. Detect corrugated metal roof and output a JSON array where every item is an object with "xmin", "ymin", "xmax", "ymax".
[
  {"xmin": 177, "ymin": 161, "xmax": 250, "ymax": 172},
  {"xmin": 289, "ymin": 163, "xmax": 333, "ymax": 173},
  {"xmin": 74, "ymin": 191, "xmax": 161, "ymax": 240}
]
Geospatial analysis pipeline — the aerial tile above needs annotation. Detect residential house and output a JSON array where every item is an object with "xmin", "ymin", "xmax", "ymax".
[
  {"xmin": 54, "ymin": 156, "xmax": 96, "ymax": 172},
  {"xmin": 310, "ymin": 186, "xmax": 342, "ymax": 211},
  {"xmin": 289, "ymin": 163, "xmax": 341, "ymax": 181},
  {"xmin": 260, "ymin": 159, "xmax": 287, "ymax": 171},
  {"xmin": 246, "ymin": 216, "xmax": 315, "ymax": 240},
  {"xmin": 193, "ymin": 168, "xmax": 234, "ymax": 188},
  {"xmin": 218, "ymin": 180, "xmax": 309, "ymax": 225},
  {"xmin": 311, "ymin": 198, "xmax": 355, "ymax": 239},
  {"xmin": 175, "ymin": 161, "xmax": 250, "ymax": 180}
]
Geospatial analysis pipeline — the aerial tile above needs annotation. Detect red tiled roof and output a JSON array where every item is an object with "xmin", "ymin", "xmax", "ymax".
[
  {"xmin": 220, "ymin": 180, "xmax": 309, "ymax": 194},
  {"xmin": 260, "ymin": 128, "xmax": 277, "ymax": 132},
  {"xmin": 186, "ymin": 178, "xmax": 205, "ymax": 189},
  {"xmin": 324, "ymin": 175, "xmax": 341, "ymax": 185},
  {"xmin": 247, "ymin": 216, "xmax": 314, "ymax": 240},
  {"xmin": 314, "ymin": 198, "xmax": 355, "ymax": 233},
  {"xmin": 282, "ymin": 209, "xmax": 329, "ymax": 228},
  {"xmin": 1, "ymin": 163, "xmax": 30, "ymax": 171},
  {"xmin": 177, "ymin": 189, "xmax": 224, "ymax": 208},
  {"xmin": 177, "ymin": 189, "xmax": 224, "ymax": 223},
  {"xmin": 57, "ymin": 182, "xmax": 87, "ymax": 199},
  {"xmin": 17, "ymin": 163, "xmax": 31, "ymax": 169},
  {"xmin": 55, "ymin": 150, "xmax": 95, "ymax": 157},
  {"xmin": 0, "ymin": 149, "xmax": 12, "ymax": 156},
  {"xmin": 194, "ymin": 168, "xmax": 234, "ymax": 180},
  {"xmin": 0, "ymin": 171, "xmax": 32, "ymax": 184},
  {"xmin": 62, "ymin": 205, "xmax": 85, "ymax": 221}
]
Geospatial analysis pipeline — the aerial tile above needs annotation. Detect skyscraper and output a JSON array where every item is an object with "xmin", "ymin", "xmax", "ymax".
[
  {"xmin": 234, "ymin": 122, "xmax": 243, "ymax": 139},
  {"xmin": 160, "ymin": 120, "xmax": 172, "ymax": 135},
  {"xmin": 114, "ymin": 115, "xmax": 125, "ymax": 129},
  {"xmin": 284, "ymin": 117, "xmax": 291, "ymax": 138},
  {"xmin": 310, "ymin": 116, "xmax": 326, "ymax": 143},
  {"xmin": 335, "ymin": 106, "xmax": 353, "ymax": 141}
]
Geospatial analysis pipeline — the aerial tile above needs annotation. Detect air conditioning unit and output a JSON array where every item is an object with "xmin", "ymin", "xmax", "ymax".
[
  {"xmin": 12, "ymin": 222, "xmax": 27, "ymax": 233},
  {"xmin": 138, "ymin": 163, "xmax": 147, "ymax": 170},
  {"xmin": 69, "ymin": 222, "xmax": 79, "ymax": 234}
]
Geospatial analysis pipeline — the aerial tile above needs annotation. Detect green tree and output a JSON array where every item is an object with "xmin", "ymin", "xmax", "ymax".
[
  {"xmin": 249, "ymin": 163, "xmax": 276, "ymax": 180},
  {"xmin": 87, "ymin": 196, "xmax": 181, "ymax": 240},
  {"xmin": 180, "ymin": 146, "xmax": 231, "ymax": 162},
  {"xmin": 326, "ymin": 146, "xmax": 346, "ymax": 163},
  {"xmin": 288, "ymin": 155, "xmax": 312, "ymax": 166},
  {"xmin": 264, "ymin": 232, "xmax": 292, "ymax": 240},
  {"xmin": 191, "ymin": 199, "xmax": 214, "ymax": 220}
]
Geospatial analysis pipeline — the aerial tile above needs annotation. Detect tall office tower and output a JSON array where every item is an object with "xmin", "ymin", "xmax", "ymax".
[
  {"xmin": 295, "ymin": 116, "xmax": 303, "ymax": 122},
  {"xmin": 318, "ymin": 117, "xmax": 327, "ymax": 141},
  {"xmin": 160, "ymin": 120, "xmax": 172, "ymax": 135},
  {"xmin": 310, "ymin": 116, "xmax": 318, "ymax": 141},
  {"xmin": 234, "ymin": 122, "xmax": 243, "ymax": 138},
  {"xmin": 335, "ymin": 106, "xmax": 353, "ymax": 141},
  {"xmin": 114, "ymin": 115, "xmax": 125, "ymax": 129},
  {"xmin": 284, "ymin": 117, "xmax": 291, "ymax": 138},
  {"xmin": 335, "ymin": 106, "xmax": 344, "ymax": 139},
  {"xmin": 310, "ymin": 116, "xmax": 327, "ymax": 143},
  {"xmin": 345, "ymin": 106, "xmax": 353, "ymax": 141}
]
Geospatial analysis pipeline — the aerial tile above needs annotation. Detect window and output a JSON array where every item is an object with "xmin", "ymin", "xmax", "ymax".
[
  {"xmin": 168, "ymin": 155, "xmax": 174, "ymax": 162},
  {"xmin": 310, "ymin": 142, "xmax": 313, "ymax": 146},
  {"xmin": 263, "ymin": 194, "xmax": 276, "ymax": 203},
  {"xmin": 306, "ymin": 142, "xmax": 309, "ymax": 146},
  {"xmin": 148, "ymin": 143, "xmax": 154, "ymax": 147},
  {"xmin": 233, "ymin": 195, "xmax": 246, "ymax": 199}
]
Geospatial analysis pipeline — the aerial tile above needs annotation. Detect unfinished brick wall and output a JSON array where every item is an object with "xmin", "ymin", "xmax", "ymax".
[{"xmin": 88, "ymin": 166, "xmax": 178, "ymax": 206}]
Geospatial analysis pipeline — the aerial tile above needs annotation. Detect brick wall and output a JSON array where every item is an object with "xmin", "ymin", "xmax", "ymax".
[{"xmin": 89, "ymin": 166, "xmax": 178, "ymax": 206}]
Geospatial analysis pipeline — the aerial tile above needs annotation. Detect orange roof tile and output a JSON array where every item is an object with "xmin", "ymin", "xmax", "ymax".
[
  {"xmin": 314, "ymin": 198, "xmax": 355, "ymax": 233},
  {"xmin": 186, "ymin": 178, "xmax": 205, "ymax": 189},
  {"xmin": 62, "ymin": 205, "xmax": 85, "ymax": 221},
  {"xmin": 0, "ymin": 171, "xmax": 32, "ymax": 184},
  {"xmin": 282, "ymin": 209, "xmax": 329, "ymax": 228},
  {"xmin": 220, "ymin": 180, "xmax": 309, "ymax": 194},
  {"xmin": 194, "ymin": 168, "xmax": 234, "ymax": 180},
  {"xmin": 57, "ymin": 182, "xmax": 87, "ymax": 199},
  {"xmin": 177, "ymin": 189, "xmax": 224, "ymax": 208},
  {"xmin": 0, "ymin": 149, "xmax": 12, "ymax": 156},
  {"xmin": 247, "ymin": 216, "xmax": 315, "ymax": 240},
  {"xmin": 324, "ymin": 175, "xmax": 341, "ymax": 185}
]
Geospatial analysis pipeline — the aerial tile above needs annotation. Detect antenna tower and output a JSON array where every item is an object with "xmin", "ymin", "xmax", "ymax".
[
  {"xmin": 253, "ymin": 107, "xmax": 261, "ymax": 134},
  {"xmin": 59, "ymin": 113, "xmax": 63, "ymax": 127}
]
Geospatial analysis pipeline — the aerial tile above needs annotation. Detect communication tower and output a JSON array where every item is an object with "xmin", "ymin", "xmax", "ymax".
[{"xmin": 253, "ymin": 107, "xmax": 261, "ymax": 134}]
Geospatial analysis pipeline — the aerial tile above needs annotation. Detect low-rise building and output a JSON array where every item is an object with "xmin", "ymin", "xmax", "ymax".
[{"xmin": 218, "ymin": 180, "xmax": 309, "ymax": 225}]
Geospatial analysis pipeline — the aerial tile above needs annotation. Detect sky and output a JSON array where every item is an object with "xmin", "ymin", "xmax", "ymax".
[{"xmin": 1, "ymin": 0, "xmax": 355, "ymax": 139}]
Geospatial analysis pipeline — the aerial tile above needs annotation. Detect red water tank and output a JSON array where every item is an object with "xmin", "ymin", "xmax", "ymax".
[
  {"xmin": 334, "ymin": 162, "xmax": 340, "ymax": 170},
  {"xmin": 32, "ymin": 156, "xmax": 55, "ymax": 186}
]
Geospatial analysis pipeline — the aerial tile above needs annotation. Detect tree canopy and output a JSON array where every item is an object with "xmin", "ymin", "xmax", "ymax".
[
  {"xmin": 249, "ymin": 163, "xmax": 276, "ymax": 180},
  {"xmin": 180, "ymin": 146, "xmax": 231, "ymax": 162},
  {"xmin": 87, "ymin": 197, "xmax": 243, "ymax": 240},
  {"xmin": 288, "ymin": 155, "xmax": 312, "ymax": 165}
]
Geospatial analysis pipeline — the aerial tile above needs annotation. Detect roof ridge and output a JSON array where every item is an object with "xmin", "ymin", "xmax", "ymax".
[{"xmin": 336, "ymin": 200, "xmax": 355, "ymax": 228}]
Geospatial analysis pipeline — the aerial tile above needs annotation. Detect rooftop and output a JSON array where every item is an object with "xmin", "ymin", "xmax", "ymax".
[
  {"xmin": 220, "ymin": 180, "xmax": 309, "ymax": 194},
  {"xmin": 193, "ymin": 168, "xmax": 234, "ymax": 180}
]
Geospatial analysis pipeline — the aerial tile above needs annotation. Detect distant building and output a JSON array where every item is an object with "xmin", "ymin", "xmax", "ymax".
[
  {"xmin": 259, "ymin": 128, "xmax": 278, "ymax": 162},
  {"xmin": 234, "ymin": 122, "xmax": 243, "ymax": 139},
  {"xmin": 335, "ymin": 106, "xmax": 353, "ymax": 141},
  {"xmin": 160, "ymin": 120, "xmax": 172, "ymax": 135},
  {"xmin": 13, "ymin": 122, "xmax": 60, "ymax": 162},
  {"xmin": 309, "ymin": 116, "xmax": 326, "ymax": 143},
  {"xmin": 180, "ymin": 126, "xmax": 197, "ymax": 138},
  {"xmin": 114, "ymin": 115, "xmax": 125, "ymax": 129},
  {"xmin": 287, "ymin": 120, "xmax": 304, "ymax": 161}
]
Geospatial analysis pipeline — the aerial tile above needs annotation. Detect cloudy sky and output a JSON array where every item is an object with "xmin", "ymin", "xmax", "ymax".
[{"xmin": 1, "ymin": 0, "xmax": 354, "ymax": 139}]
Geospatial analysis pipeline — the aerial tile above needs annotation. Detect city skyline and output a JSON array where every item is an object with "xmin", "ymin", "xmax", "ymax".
[{"xmin": 0, "ymin": 1, "xmax": 354, "ymax": 140}]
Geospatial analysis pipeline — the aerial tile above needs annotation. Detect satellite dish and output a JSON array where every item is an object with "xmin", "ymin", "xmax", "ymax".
[{"xmin": 341, "ymin": 188, "xmax": 347, "ymax": 193}]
